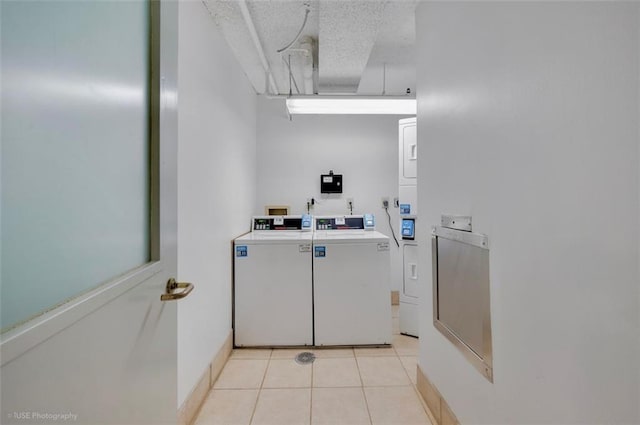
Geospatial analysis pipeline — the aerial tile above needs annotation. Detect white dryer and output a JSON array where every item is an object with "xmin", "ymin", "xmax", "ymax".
[
  {"xmin": 399, "ymin": 117, "xmax": 419, "ymax": 337},
  {"xmin": 234, "ymin": 215, "xmax": 313, "ymax": 347},
  {"xmin": 313, "ymin": 215, "xmax": 392, "ymax": 346}
]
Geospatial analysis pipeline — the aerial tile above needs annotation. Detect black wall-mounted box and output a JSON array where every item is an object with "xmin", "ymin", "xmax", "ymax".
[{"xmin": 320, "ymin": 173, "xmax": 343, "ymax": 193}]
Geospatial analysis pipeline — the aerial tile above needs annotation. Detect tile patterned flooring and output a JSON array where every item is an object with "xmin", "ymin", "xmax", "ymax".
[{"xmin": 194, "ymin": 306, "xmax": 432, "ymax": 425}]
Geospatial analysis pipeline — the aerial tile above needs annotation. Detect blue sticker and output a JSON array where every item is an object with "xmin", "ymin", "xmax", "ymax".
[
  {"xmin": 314, "ymin": 246, "xmax": 326, "ymax": 258},
  {"xmin": 236, "ymin": 246, "xmax": 248, "ymax": 257},
  {"xmin": 363, "ymin": 213, "xmax": 375, "ymax": 228},
  {"xmin": 302, "ymin": 214, "xmax": 312, "ymax": 228},
  {"xmin": 400, "ymin": 204, "xmax": 411, "ymax": 215}
]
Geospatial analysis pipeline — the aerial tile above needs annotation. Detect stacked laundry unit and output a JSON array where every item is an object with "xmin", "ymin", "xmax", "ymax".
[{"xmin": 398, "ymin": 117, "xmax": 419, "ymax": 337}]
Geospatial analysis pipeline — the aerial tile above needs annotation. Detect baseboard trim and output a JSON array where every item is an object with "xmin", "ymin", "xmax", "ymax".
[
  {"xmin": 416, "ymin": 364, "xmax": 460, "ymax": 425},
  {"xmin": 391, "ymin": 290, "xmax": 400, "ymax": 305},
  {"xmin": 178, "ymin": 330, "xmax": 233, "ymax": 425}
]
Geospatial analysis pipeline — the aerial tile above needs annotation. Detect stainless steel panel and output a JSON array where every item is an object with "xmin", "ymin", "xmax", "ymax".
[
  {"xmin": 433, "ymin": 225, "xmax": 488, "ymax": 249},
  {"xmin": 437, "ymin": 238, "xmax": 488, "ymax": 356},
  {"xmin": 432, "ymin": 225, "xmax": 493, "ymax": 382},
  {"xmin": 441, "ymin": 215, "xmax": 472, "ymax": 232}
]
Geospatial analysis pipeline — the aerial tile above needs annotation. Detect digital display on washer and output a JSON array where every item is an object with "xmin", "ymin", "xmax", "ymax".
[
  {"xmin": 254, "ymin": 218, "xmax": 271, "ymax": 230},
  {"xmin": 253, "ymin": 217, "xmax": 306, "ymax": 230}
]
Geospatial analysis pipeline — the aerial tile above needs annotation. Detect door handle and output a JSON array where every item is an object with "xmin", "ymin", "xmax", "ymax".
[
  {"xmin": 161, "ymin": 278, "xmax": 194, "ymax": 301},
  {"xmin": 409, "ymin": 144, "xmax": 417, "ymax": 160},
  {"xmin": 410, "ymin": 264, "xmax": 418, "ymax": 279}
]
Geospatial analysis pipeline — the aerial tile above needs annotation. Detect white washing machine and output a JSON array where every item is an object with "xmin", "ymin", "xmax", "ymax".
[
  {"xmin": 313, "ymin": 214, "xmax": 392, "ymax": 346},
  {"xmin": 234, "ymin": 215, "xmax": 313, "ymax": 347}
]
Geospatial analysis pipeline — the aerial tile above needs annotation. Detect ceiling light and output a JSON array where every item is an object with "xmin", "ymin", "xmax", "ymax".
[{"xmin": 286, "ymin": 96, "xmax": 416, "ymax": 115}]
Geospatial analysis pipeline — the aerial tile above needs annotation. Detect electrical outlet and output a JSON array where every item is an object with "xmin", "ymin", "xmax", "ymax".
[
  {"xmin": 381, "ymin": 197, "xmax": 389, "ymax": 209},
  {"xmin": 393, "ymin": 197, "xmax": 399, "ymax": 208}
]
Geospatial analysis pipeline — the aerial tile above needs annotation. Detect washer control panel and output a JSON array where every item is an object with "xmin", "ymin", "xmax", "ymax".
[
  {"xmin": 314, "ymin": 215, "xmax": 375, "ymax": 231},
  {"xmin": 252, "ymin": 215, "xmax": 313, "ymax": 231}
]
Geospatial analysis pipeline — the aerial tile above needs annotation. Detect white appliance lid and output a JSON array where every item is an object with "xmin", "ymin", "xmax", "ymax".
[
  {"xmin": 235, "ymin": 232, "xmax": 313, "ymax": 244},
  {"xmin": 312, "ymin": 231, "xmax": 389, "ymax": 243}
]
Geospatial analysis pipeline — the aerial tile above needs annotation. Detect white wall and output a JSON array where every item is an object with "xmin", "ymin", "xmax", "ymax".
[
  {"xmin": 177, "ymin": 0, "xmax": 257, "ymax": 406},
  {"xmin": 416, "ymin": 2, "xmax": 640, "ymax": 424},
  {"xmin": 256, "ymin": 97, "xmax": 410, "ymax": 290}
]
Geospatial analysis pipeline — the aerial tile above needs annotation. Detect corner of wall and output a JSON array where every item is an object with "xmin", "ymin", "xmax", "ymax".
[
  {"xmin": 176, "ymin": 0, "xmax": 258, "ymax": 411},
  {"xmin": 416, "ymin": 365, "xmax": 460, "ymax": 425},
  {"xmin": 177, "ymin": 331, "xmax": 233, "ymax": 425}
]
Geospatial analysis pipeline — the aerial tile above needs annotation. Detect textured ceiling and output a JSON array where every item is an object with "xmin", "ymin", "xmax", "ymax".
[
  {"xmin": 357, "ymin": 0, "xmax": 417, "ymax": 95},
  {"xmin": 317, "ymin": 1, "xmax": 385, "ymax": 93},
  {"xmin": 204, "ymin": 0, "xmax": 416, "ymax": 95}
]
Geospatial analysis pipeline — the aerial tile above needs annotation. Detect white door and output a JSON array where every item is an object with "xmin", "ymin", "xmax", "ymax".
[
  {"xmin": 403, "ymin": 244, "xmax": 419, "ymax": 299},
  {"xmin": 1, "ymin": 1, "xmax": 182, "ymax": 423},
  {"xmin": 399, "ymin": 119, "xmax": 417, "ymax": 185}
]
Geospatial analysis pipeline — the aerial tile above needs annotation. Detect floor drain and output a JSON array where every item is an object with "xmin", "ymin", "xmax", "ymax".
[{"xmin": 295, "ymin": 352, "xmax": 316, "ymax": 365}]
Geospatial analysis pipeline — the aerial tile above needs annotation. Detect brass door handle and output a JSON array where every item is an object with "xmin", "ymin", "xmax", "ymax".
[{"xmin": 161, "ymin": 278, "xmax": 194, "ymax": 301}]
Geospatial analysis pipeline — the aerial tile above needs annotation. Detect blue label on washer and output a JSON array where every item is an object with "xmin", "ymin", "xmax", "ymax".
[
  {"xmin": 314, "ymin": 246, "xmax": 326, "ymax": 258},
  {"xmin": 236, "ymin": 246, "xmax": 248, "ymax": 257},
  {"xmin": 400, "ymin": 204, "xmax": 411, "ymax": 215}
]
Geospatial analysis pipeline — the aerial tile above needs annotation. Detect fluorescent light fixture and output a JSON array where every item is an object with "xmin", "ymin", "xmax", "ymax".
[{"xmin": 286, "ymin": 96, "xmax": 416, "ymax": 115}]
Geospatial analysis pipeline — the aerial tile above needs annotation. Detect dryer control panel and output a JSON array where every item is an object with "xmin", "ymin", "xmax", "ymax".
[{"xmin": 252, "ymin": 215, "xmax": 313, "ymax": 231}]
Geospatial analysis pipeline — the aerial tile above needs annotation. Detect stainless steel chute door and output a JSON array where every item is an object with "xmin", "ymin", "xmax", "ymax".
[{"xmin": 432, "ymin": 225, "xmax": 492, "ymax": 382}]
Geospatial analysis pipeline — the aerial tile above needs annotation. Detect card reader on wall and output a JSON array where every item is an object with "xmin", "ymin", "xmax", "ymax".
[
  {"xmin": 320, "ymin": 170, "xmax": 342, "ymax": 194},
  {"xmin": 402, "ymin": 218, "xmax": 415, "ymax": 240}
]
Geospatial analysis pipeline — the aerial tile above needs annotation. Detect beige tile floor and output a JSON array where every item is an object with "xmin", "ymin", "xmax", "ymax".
[{"xmin": 194, "ymin": 306, "xmax": 432, "ymax": 425}]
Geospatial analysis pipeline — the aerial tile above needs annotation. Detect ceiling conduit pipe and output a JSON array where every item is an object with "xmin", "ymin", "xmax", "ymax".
[
  {"xmin": 283, "ymin": 47, "xmax": 314, "ymax": 95},
  {"xmin": 299, "ymin": 36, "xmax": 315, "ymax": 95},
  {"xmin": 238, "ymin": 0, "xmax": 279, "ymax": 95}
]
